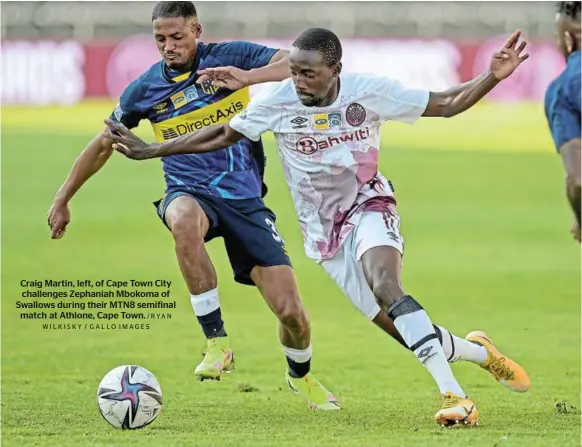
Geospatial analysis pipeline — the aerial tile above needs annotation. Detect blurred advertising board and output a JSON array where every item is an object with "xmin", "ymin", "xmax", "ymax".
[{"xmin": 1, "ymin": 35, "xmax": 565, "ymax": 106}]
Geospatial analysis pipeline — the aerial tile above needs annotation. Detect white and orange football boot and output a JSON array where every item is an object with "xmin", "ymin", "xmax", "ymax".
[
  {"xmin": 434, "ymin": 392, "xmax": 479, "ymax": 427},
  {"xmin": 465, "ymin": 331, "xmax": 530, "ymax": 393}
]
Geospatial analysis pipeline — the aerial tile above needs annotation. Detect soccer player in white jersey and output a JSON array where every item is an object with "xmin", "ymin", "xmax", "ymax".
[{"xmin": 103, "ymin": 28, "xmax": 531, "ymax": 426}]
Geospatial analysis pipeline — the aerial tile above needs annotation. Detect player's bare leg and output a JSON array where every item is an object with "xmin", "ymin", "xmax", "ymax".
[
  {"xmin": 251, "ymin": 265, "xmax": 339, "ymax": 410},
  {"xmin": 361, "ymin": 246, "xmax": 478, "ymax": 427},
  {"xmin": 165, "ymin": 196, "xmax": 234, "ymax": 380},
  {"xmin": 251, "ymin": 266, "xmax": 310, "ymax": 350},
  {"xmin": 371, "ymin": 308, "xmax": 408, "ymax": 348}
]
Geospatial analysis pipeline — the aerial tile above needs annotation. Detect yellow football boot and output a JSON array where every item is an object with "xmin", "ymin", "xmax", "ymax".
[
  {"xmin": 465, "ymin": 331, "xmax": 530, "ymax": 393},
  {"xmin": 286, "ymin": 372, "xmax": 340, "ymax": 410},
  {"xmin": 194, "ymin": 336, "xmax": 235, "ymax": 381},
  {"xmin": 434, "ymin": 392, "xmax": 479, "ymax": 427}
]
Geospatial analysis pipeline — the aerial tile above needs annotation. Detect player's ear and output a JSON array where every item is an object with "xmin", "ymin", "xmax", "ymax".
[
  {"xmin": 565, "ymin": 31, "xmax": 574, "ymax": 53},
  {"xmin": 333, "ymin": 62, "xmax": 342, "ymax": 77},
  {"xmin": 195, "ymin": 23, "xmax": 202, "ymax": 39}
]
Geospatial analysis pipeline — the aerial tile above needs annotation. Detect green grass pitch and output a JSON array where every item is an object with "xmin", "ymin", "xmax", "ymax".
[{"xmin": 1, "ymin": 101, "xmax": 580, "ymax": 446}]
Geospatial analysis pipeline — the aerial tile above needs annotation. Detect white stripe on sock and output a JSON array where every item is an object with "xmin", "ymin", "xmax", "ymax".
[
  {"xmin": 436, "ymin": 325, "xmax": 488, "ymax": 364},
  {"xmin": 190, "ymin": 288, "xmax": 220, "ymax": 316},
  {"xmin": 282, "ymin": 345, "xmax": 312, "ymax": 363}
]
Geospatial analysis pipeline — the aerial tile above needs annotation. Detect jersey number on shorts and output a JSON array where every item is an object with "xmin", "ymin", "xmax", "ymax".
[{"xmin": 265, "ymin": 218, "xmax": 284, "ymax": 244}]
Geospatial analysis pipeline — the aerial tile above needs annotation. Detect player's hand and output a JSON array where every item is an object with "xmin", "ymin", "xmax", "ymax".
[
  {"xmin": 571, "ymin": 219, "xmax": 581, "ymax": 243},
  {"xmin": 102, "ymin": 119, "xmax": 155, "ymax": 160},
  {"xmin": 47, "ymin": 200, "xmax": 70, "ymax": 239},
  {"xmin": 489, "ymin": 30, "xmax": 530, "ymax": 80},
  {"xmin": 196, "ymin": 66, "xmax": 250, "ymax": 90}
]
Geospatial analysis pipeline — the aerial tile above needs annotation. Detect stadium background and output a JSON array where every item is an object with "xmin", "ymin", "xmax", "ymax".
[{"xmin": 1, "ymin": 2, "xmax": 580, "ymax": 446}]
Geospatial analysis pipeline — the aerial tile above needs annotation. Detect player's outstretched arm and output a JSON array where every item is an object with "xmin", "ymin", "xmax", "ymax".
[
  {"xmin": 423, "ymin": 30, "xmax": 529, "ymax": 118},
  {"xmin": 103, "ymin": 119, "xmax": 244, "ymax": 160},
  {"xmin": 47, "ymin": 133, "xmax": 115, "ymax": 239},
  {"xmin": 197, "ymin": 50, "xmax": 290, "ymax": 90},
  {"xmin": 246, "ymin": 49, "xmax": 290, "ymax": 84}
]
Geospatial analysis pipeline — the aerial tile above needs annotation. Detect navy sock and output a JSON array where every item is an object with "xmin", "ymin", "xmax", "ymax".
[
  {"xmin": 286, "ymin": 357, "xmax": 311, "ymax": 378},
  {"xmin": 196, "ymin": 308, "xmax": 227, "ymax": 339}
]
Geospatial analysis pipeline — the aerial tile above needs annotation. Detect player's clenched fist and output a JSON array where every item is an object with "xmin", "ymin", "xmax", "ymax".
[{"xmin": 47, "ymin": 201, "xmax": 70, "ymax": 239}]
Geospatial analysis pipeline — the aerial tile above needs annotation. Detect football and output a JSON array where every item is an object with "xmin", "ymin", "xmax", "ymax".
[{"xmin": 96, "ymin": 365, "xmax": 163, "ymax": 429}]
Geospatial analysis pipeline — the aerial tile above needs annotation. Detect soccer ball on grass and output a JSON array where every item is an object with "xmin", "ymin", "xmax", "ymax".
[{"xmin": 96, "ymin": 365, "xmax": 163, "ymax": 429}]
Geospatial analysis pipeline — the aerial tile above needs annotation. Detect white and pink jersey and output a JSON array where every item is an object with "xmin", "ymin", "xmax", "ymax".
[{"xmin": 229, "ymin": 72, "xmax": 429, "ymax": 261}]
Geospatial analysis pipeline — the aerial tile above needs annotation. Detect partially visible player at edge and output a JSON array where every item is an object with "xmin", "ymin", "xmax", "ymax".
[
  {"xmin": 545, "ymin": 1, "xmax": 581, "ymax": 242},
  {"xmin": 104, "ymin": 28, "xmax": 531, "ymax": 426},
  {"xmin": 47, "ymin": 1, "xmax": 340, "ymax": 410}
]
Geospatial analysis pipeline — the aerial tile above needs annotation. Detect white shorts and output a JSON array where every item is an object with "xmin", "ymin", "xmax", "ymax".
[{"xmin": 320, "ymin": 211, "xmax": 404, "ymax": 321}]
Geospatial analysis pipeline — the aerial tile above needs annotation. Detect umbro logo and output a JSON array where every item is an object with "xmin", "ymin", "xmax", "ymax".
[
  {"xmin": 387, "ymin": 231, "xmax": 399, "ymax": 243},
  {"xmin": 291, "ymin": 117, "xmax": 308, "ymax": 125},
  {"xmin": 290, "ymin": 116, "xmax": 308, "ymax": 129},
  {"xmin": 417, "ymin": 346, "xmax": 436, "ymax": 364}
]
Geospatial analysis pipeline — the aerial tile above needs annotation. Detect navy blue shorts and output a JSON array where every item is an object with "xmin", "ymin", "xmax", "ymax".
[{"xmin": 154, "ymin": 189, "xmax": 291, "ymax": 286}]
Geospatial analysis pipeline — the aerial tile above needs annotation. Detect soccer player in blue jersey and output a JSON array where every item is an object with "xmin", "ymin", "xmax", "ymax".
[
  {"xmin": 47, "ymin": 1, "xmax": 339, "ymax": 410},
  {"xmin": 545, "ymin": 1, "xmax": 581, "ymax": 242}
]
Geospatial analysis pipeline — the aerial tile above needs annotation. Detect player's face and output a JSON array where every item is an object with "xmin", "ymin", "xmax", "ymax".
[
  {"xmin": 153, "ymin": 16, "xmax": 201, "ymax": 70},
  {"xmin": 289, "ymin": 48, "xmax": 341, "ymax": 107}
]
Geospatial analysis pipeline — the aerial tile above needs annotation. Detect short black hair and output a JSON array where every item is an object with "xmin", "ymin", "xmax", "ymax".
[
  {"xmin": 557, "ymin": 1, "xmax": 581, "ymax": 19},
  {"xmin": 152, "ymin": 1, "xmax": 197, "ymax": 22},
  {"xmin": 292, "ymin": 28, "xmax": 342, "ymax": 67}
]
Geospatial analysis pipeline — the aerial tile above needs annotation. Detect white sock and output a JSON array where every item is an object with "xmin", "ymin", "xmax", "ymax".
[
  {"xmin": 389, "ymin": 296, "xmax": 466, "ymax": 397},
  {"xmin": 434, "ymin": 325, "xmax": 488, "ymax": 364},
  {"xmin": 282, "ymin": 345, "xmax": 312, "ymax": 363},
  {"xmin": 190, "ymin": 288, "xmax": 220, "ymax": 316}
]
